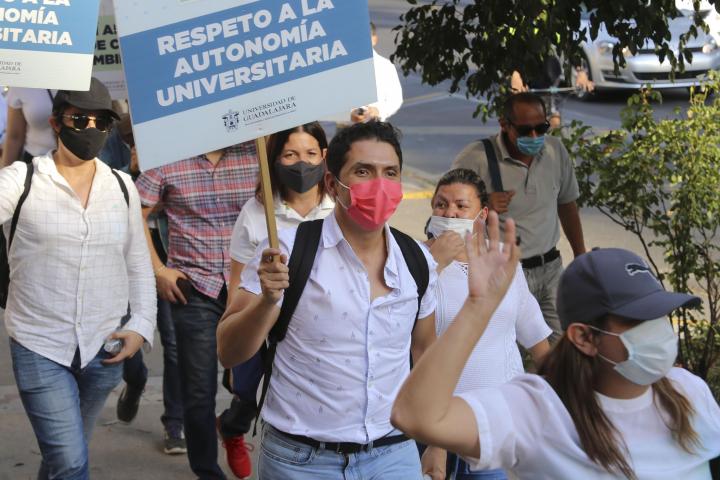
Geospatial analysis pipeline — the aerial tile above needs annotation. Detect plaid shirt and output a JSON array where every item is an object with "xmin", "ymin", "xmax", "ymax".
[{"xmin": 136, "ymin": 142, "xmax": 259, "ymax": 298}]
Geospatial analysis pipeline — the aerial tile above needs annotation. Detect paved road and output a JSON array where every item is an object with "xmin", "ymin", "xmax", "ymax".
[{"xmin": 370, "ymin": 0, "xmax": 699, "ymax": 175}]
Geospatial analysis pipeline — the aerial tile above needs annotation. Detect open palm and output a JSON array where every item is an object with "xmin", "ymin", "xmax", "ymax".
[{"xmin": 465, "ymin": 211, "xmax": 521, "ymax": 307}]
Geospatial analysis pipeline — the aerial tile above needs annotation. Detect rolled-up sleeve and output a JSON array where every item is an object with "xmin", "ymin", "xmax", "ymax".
[
  {"xmin": 230, "ymin": 206, "xmax": 259, "ymax": 264},
  {"xmin": 135, "ymin": 167, "xmax": 164, "ymax": 208},
  {"xmin": 0, "ymin": 161, "xmax": 26, "ymax": 225},
  {"xmin": 557, "ymin": 140, "xmax": 579, "ymax": 205},
  {"xmin": 457, "ymin": 387, "xmax": 518, "ymax": 471},
  {"xmin": 122, "ymin": 175, "xmax": 157, "ymax": 345}
]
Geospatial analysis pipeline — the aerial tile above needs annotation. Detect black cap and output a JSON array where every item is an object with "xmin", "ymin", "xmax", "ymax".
[
  {"xmin": 53, "ymin": 77, "xmax": 120, "ymax": 119},
  {"xmin": 556, "ymin": 248, "xmax": 701, "ymax": 329}
]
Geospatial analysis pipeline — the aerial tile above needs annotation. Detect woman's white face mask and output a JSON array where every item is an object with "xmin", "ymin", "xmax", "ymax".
[
  {"xmin": 426, "ymin": 215, "xmax": 482, "ymax": 239},
  {"xmin": 591, "ymin": 316, "xmax": 678, "ymax": 386}
]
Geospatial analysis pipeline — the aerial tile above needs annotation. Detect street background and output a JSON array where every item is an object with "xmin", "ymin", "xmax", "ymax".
[{"xmin": 0, "ymin": 0, "xmax": 678, "ymax": 478}]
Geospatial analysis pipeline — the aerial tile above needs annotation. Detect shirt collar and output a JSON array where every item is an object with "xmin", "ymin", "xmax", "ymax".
[
  {"xmin": 321, "ymin": 213, "xmax": 400, "ymax": 282},
  {"xmin": 322, "ymin": 211, "xmax": 344, "ymax": 248},
  {"xmin": 36, "ymin": 154, "xmax": 112, "ymax": 181},
  {"xmin": 595, "ymin": 387, "xmax": 653, "ymax": 413},
  {"xmin": 275, "ymin": 194, "xmax": 335, "ymax": 215}
]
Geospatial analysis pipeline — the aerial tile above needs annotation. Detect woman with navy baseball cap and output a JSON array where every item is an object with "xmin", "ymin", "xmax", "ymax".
[{"xmin": 392, "ymin": 212, "xmax": 720, "ymax": 480}]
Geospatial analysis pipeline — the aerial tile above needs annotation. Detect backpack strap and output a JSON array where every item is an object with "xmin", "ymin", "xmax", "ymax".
[
  {"xmin": 110, "ymin": 169, "xmax": 130, "ymax": 207},
  {"xmin": 390, "ymin": 227, "xmax": 429, "ymax": 325},
  {"xmin": 8, "ymin": 162, "xmax": 34, "ymax": 249},
  {"xmin": 482, "ymin": 138, "xmax": 504, "ymax": 193},
  {"xmin": 254, "ymin": 218, "xmax": 324, "ymax": 434},
  {"xmin": 1, "ymin": 163, "xmax": 34, "ymax": 309}
]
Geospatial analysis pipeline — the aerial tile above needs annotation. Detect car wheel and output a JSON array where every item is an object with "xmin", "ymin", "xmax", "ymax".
[{"xmin": 571, "ymin": 53, "xmax": 595, "ymax": 102}]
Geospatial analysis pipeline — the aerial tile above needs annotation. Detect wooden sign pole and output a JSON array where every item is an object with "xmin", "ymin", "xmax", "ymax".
[{"xmin": 256, "ymin": 136, "xmax": 280, "ymax": 251}]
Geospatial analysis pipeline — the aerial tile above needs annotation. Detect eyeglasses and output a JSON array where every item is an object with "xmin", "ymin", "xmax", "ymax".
[
  {"xmin": 509, "ymin": 121, "xmax": 551, "ymax": 136},
  {"xmin": 62, "ymin": 114, "xmax": 114, "ymax": 132}
]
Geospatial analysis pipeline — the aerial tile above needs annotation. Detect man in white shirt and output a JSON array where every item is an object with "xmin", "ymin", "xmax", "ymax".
[
  {"xmin": 350, "ymin": 22, "xmax": 404, "ymax": 123},
  {"xmin": 218, "ymin": 121, "xmax": 437, "ymax": 479},
  {"xmin": 0, "ymin": 78, "xmax": 156, "ymax": 479}
]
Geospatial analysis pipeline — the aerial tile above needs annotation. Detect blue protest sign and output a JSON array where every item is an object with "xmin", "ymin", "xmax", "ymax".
[
  {"xmin": 115, "ymin": 0, "xmax": 377, "ymax": 170},
  {"xmin": 0, "ymin": 0, "xmax": 101, "ymax": 89}
]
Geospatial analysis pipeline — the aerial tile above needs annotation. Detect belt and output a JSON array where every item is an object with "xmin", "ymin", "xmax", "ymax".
[
  {"xmin": 521, "ymin": 247, "xmax": 560, "ymax": 269},
  {"xmin": 276, "ymin": 429, "xmax": 408, "ymax": 455}
]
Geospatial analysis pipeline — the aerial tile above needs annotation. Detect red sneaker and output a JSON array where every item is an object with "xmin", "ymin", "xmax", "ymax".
[{"xmin": 219, "ymin": 429, "xmax": 253, "ymax": 479}]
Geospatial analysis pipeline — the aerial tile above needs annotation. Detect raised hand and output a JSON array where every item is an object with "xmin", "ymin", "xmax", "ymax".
[{"xmin": 465, "ymin": 211, "xmax": 520, "ymax": 307}]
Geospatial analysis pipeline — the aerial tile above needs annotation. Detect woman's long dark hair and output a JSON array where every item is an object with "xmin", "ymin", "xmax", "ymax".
[
  {"xmin": 538, "ymin": 318, "xmax": 699, "ymax": 479},
  {"xmin": 255, "ymin": 121, "xmax": 328, "ymax": 203}
]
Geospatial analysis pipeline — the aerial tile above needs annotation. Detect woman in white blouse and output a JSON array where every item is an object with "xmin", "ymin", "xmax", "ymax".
[
  {"xmin": 228, "ymin": 121, "xmax": 334, "ymax": 297},
  {"xmin": 421, "ymin": 168, "xmax": 550, "ymax": 480},
  {"xmin": 393, "ymin": 213, "xmax": 720, "ymax": 480},
  {"xmin": 217, "ymin": 122, "xmax": 335, "ymax": 447}
]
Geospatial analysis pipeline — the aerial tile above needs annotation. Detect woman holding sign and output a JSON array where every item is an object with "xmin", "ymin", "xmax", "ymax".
[
  {"xmin": 228, "ymin": 121, "xmax": 334, "ymax": 295},
  {"xmin": 217, "ymin": 122, "xmax": 334, "ymax": 478}
]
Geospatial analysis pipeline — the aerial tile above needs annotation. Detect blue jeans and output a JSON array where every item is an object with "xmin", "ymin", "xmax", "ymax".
[
  {"xmin": 258, "ymin": 424, "xmax": 423, "ymax": 480},
  {"xmin": 10, "ymin": 339, "xmax": 123, "ymax": 480},
  {"xmin": 172, "ymin": 286, "xmax": 227, "ymax": 480},
  {"xmin": 448, "ymin": 453, "xmax": 507, "ymax": 480},
  {"xmin": 156, "ymin": 297, "xmax": 184, "ymax": 431},
  {"xmin": 122, "ymin": 298, "xmax": 184, "ymax": 432}
]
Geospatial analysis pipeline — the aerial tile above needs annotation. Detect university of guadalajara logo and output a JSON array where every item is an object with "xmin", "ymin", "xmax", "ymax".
[{"xmin": 222, "ymin": 110, "xmax": 240, "ymax": 132}]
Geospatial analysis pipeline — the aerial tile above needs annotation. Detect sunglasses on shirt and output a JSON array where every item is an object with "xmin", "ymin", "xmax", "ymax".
[
  {"xmin": 509, "ymin": 121, "xmax": 551, "ymax": 136},
  {"xmin": 62, "ymin": 114, "xmax": 114, "ymax": 133}
]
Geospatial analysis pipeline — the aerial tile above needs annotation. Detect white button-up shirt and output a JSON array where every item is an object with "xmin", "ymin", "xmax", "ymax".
[
  {"xmin": 0, "ymin": 155, "xmax": 156, "ymax": 368},
  {"xmin": 241, "ymin": 213, "xmax": 437, "ymax": 442},
  {"xmin": 370, "ymin": 50, "xmax": 404, "ymax": 121}
]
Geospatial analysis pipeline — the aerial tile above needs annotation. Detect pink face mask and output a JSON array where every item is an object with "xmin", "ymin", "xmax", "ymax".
[{"xmin": 336, "ymin": 177, "xmax": 403, "ymax": 230}]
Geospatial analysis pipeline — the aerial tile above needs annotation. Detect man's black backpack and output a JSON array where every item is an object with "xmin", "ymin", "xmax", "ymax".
[
  {"xmin": 0, "ymin": 163, "xmax": 129, "ymax": 309},
  {"xmin": 242, "ymin": 218, "xmax": 429, "ymax": 433}
]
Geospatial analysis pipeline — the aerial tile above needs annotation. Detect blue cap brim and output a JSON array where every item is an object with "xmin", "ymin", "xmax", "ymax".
[{"xmin": 611, "ymin": 290, "xmax": 701, "ymax": 321}]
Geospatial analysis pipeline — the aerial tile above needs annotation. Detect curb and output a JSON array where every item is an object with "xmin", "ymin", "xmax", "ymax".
[{"xmin": 403, "ymin": 190, "xmax": 434, "ymax": 200}]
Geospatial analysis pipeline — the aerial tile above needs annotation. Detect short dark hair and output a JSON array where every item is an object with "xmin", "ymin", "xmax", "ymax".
[
  {"xmin": 503, "ymin": 92, "xmax": 547, "ymax": 121},
  {"xmin": 432, "ymin": 168, "xmax": 488, "ymax": 207},
  {"xmin": 370, "ymin": 22, "xmax": 376, "ymax": 36},
  {"xmin": 256, "ymin": 121, "xmax": 328, "ymax": 201},
  {"xmin": 326, "ymin": 121, "xmax": 402, "ymax": 178}
]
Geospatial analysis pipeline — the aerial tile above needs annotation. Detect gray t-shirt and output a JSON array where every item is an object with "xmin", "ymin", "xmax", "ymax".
[{"xmin": 452, "ymin": 134, "xmax": 579, "ymax": 258}]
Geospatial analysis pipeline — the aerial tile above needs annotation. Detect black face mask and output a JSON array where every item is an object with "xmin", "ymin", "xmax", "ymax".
[
  {"xmin": 58, "ymin": 126, "xmax": 108, "ymax": 161},
  {"xmin": 274, "ymin": 161, "xmax": 325, "ymax": 194}
]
